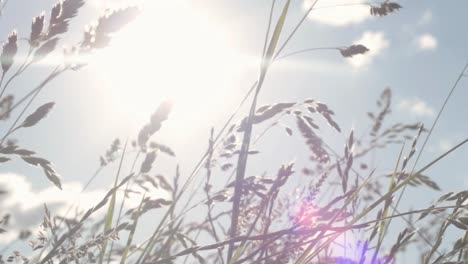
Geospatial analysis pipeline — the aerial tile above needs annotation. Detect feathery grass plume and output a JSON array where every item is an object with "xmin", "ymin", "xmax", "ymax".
[
  {"xmin": 20, "ymin": 102, "xmax": 55, "ymax": 128},
  {"xmin": 310, "ymin": 172, "xmax": 329, "ymax": 194},
  {"xmin": 0, "ymin": 94, "xmax": 13, "ymax": 120},
  {"xmin": 221, "ymin": 163, "xmax": 234, "ymax": 171},
  {"xmin": 337, "ymin": 130, "xmax": 355, "ymax": 193},
  {"xmin": 370, "ymin": 2, "xmax": 402, "ymax": 16},
  {"xmin": 132, "ymin": 198, "xmax": 172, "ymax": 217},
  {"xmin": 82, "ymin": 6, "xmax": 139, "ymax": 50},
  {"xmin": 156, "ymin": 174, "xmax": 173, "ymax": 192},
  {"xmin": 30, "ymin": 14, "xmax": 45, "ymax": 46},
  {"xmin": 138, "ymin": 100, "xmax": 172, "ymax": 151},
  {"xmin": 284, "ymin": 126, "xmax": 293, "ymax": 136},
  {"xmin": 0, "ymin": 156, "xmax": 10, "ymax": 163},
  {"xmin": 1, "ymin": 31, "xmax": 18, "ymax": 73},
  {"xmin": 422, "ymin": 201, "xmax": 463, "ymax": 264},
  {"xmin": 149, "ymin": 142, "xmax": 176, "ymax": 156},
  {"xmin": 32, "ymin": 38, "xmax": 59, "ymax": 63},
  {"xmin": 133, "ymin": 173, "xmax": 159, "ymax": 192},
  {"xmin": 271, "ymin": 162, "xmax": 295, "ymax": 197},
  {"xmin": 219, "ymin": 133, "xmax": 238, "ymax": 159},
  {"xmin": 339, "ymin": 44, "xmax": 369, "ymax": 58},
  {"xmin": 0, "ymin": 216, "xmax": 9, "ymax": 233},
  {"xmin": 140, "ymin": 151, "xmax": 157, "ymax": 173},
  {"xmin": 100, "ymin": 138, "xmax": 120, "ymax": 166},
  {"xmin": 46, "ymin": 0, "xmax": 85, "ymax": 39},
  {"xmin": 60, "ymin": 6, "xmax": 138, "ymax": 70},
  {"xmin": 401, "ymin": 124, "xmax": 424, "ymax": 170},
  {"xmin": 21, "ymin": 156, "xmax": 62, "ymax": 189},
  {"xmin": 302, "ymin": 115, "xmax": 319, "ymax": 129},
  {"xmin": 305, "ymin": 101, "xmax": 341, "ymax": 132},
  {"xmin": 0, "ymin": 144, "xmax": 35, "ymax": 156},
  {"xmin": 6, "ymin": 251, "xmax": 29, "ymax": 263},
  {"xmin": 238, "ymin": 102, "xmax": 295, "ymax": 131},
  {"xmin": 226, "ymin": 176, "xmax": 274, "ymax": 198},
  {"xmin": 385, "ymin": 173, "xmax": 441, "ymax": 191},
  {"xmin": 370, "ymin": 88, "xmax": 392, "ymax": 136},
  {"xmin": 296, "ymin": 115, "xmax": 329, "ymax": 163},
  {"xmin": 375, "ymin": 122, "xmax": 425, "ymax": 145}
]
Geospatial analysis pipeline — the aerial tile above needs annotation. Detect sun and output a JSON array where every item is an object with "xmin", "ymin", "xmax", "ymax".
[{"xmin": 91, "ymin": 0, "xmax": 247, "ymax": 129}]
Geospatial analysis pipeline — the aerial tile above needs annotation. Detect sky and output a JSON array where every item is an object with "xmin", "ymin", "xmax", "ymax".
[{"xmin": 0, "ymin": 0, "xmax": 467, "ymax": 262}]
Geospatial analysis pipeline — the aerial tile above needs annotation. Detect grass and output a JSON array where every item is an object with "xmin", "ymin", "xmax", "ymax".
[{"xmin": 0, "ymin": 0, "xmax": 467, "ymax": 263}]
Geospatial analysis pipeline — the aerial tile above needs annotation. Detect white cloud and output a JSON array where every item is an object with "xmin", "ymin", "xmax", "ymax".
[
  {"xmin": 0, "ymin": 173, "xmax": 109, "ymax": 243},
  {"xmin": 0, "ymin": 173, "xmax": 159, "ymax": 244},
  {"xmin": 304, "ymin": 0, "xmax": 371, "ymax": 26},
  {"xmin": 347, "ymin": 31, "xmax": 389, "ymax": 69},
  {"xmin": 417, "ymin": 34, "xmax": 438, "ymax": 50},
  {"xmin": 397, "ymin": 98, "xmax": 434, "ymax": 117}
]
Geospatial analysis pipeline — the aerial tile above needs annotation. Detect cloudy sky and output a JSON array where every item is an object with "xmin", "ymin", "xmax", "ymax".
[{"xmin": 0, "ymin": 0, "xmax": 467, "ymax": 261}]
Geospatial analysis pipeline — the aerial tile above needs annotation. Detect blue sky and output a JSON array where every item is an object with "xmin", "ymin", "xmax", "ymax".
[{"xmin": 0, "ymin": 0, "xmax": 467, "ymax": 261}]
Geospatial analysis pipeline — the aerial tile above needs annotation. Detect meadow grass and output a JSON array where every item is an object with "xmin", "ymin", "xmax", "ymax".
[{"xmin": 0, "ymin": 1, "xmax": 467, "ymax": 264}]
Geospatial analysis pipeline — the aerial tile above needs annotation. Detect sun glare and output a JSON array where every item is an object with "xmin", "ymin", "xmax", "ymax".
[{"xmin": 92, "ymin": 1, "xmax": 246, "ymax": 128}]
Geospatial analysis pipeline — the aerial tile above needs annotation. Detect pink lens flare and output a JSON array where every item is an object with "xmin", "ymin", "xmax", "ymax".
[{"xmin": 291, "ymin": 198, "xmax": 318, "ymax": 226}]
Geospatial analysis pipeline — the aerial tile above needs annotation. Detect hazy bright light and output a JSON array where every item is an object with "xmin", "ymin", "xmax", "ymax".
[
  {"xmin": 92, "ymin": 1, "xmax": 247, "ymax": 130},
  {"xmin": 417, "ymin": 33, "xmax": 438, "ymax": 50}
]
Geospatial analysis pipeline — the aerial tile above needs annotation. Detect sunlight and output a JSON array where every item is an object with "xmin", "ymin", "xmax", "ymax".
[{"xmin": 92, "ymin": 0, "xmax": 246, "ymax": 128}]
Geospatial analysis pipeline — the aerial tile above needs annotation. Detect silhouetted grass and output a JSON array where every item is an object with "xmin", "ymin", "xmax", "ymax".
[{"xmin": 0, "ymin": 1, "xmax": 467, "ymax": 264}]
